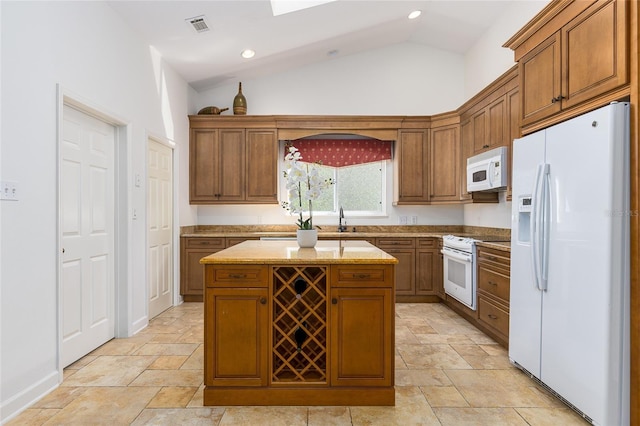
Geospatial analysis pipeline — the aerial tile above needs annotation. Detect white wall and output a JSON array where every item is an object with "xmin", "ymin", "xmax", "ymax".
[
  {"xmin": 0, "ymin": 2, "xmax": 192, "ymax": 422},
  {"xmin": 462, "ymin": 0, "xmax": 548, "ymax": 228}
]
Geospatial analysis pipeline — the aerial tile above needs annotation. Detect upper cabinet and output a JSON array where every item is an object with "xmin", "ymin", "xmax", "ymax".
[
  {"xmin": 396, "ymin": 129, "xmax": 430, "ymax": 204},
  {"xmin": 189, "ymin": 116, "xmax": 278, "ymax": 204},
  {"xmin": 505, "ymin": 0, "xmax": 629, "ymax": 133},
  {"xmin": 458, "ymin": 66, "xmax": 518, "ymax": 203},
  {"xmin": 429, "ymin": 115, "xmax": 460, "ymax": 203}
]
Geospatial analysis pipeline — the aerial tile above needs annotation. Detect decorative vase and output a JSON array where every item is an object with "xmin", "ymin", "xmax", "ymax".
[
  {"xmin": 296, "ymin": 229, "xmax": 318, "ymax": 248},
  {"xmin": 233, "ymin": 82, "xmax": 247, "ymax": 115}
]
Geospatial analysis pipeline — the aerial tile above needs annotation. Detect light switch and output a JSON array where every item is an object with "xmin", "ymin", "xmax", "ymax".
[{"xmin": 0, "ymin": 181, "xmax": 18, "ymax": 201}]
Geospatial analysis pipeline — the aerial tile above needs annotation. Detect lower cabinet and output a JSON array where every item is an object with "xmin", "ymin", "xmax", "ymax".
[
  {"xmin": 204, "ymin": 287, "xmax": 268, "ymax": 386},
  {"xmin": 375, "ymin": 237, "xmax": 415, "ymax": 296},
  {"xmin": 475, "ymin": 246, "xmax": 511, "ymax": 347},
  {"xmin": 180, "ymin": 236, "xmax": 258, "ymax": 302},
  {"xmin": 203, "ymin": 262, "xmax": 395, "ymax": 406},
  {"xmin": 180, "ymin": 237, "xmax": 225, "ymax": 302},
  {"xmin": 329, "ymin": 264, "xmax": 395, "ymax": 390}
]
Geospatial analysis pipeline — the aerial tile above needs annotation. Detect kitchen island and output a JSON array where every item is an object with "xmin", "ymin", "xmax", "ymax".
[{"xmin": 200, "ymin": 239, "xmax": 398, "ymax": 406}]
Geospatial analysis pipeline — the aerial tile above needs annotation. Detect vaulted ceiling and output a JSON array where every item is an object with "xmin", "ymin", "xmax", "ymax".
[{"xmin": 107, "ymin": 1, "xmax": 540, "ymax": 91}]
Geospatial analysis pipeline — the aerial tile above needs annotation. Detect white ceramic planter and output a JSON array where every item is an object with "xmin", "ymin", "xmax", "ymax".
[{"xmin": 296, "ymin": 229, "xmax": 318, "ymax": 248}]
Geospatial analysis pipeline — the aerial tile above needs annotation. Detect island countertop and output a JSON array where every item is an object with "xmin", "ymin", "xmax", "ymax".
[{"xmin": 199, "ymin": 239, "xmax": 399, "ymax": 265}]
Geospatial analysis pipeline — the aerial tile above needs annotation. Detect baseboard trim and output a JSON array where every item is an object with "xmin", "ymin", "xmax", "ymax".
[{"xmin": 1, "ymin": 370, "xmax": 59, "ymax": 424}]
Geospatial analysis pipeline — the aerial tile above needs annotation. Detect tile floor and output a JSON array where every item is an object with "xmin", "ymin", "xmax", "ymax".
[{"xmin": 9, "ymin": 302, "xmax": 588, "ymax": 425}]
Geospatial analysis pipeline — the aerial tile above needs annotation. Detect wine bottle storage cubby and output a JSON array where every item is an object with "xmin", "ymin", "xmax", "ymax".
[{"xmin": 272, "ymin": 266, "xmax": 327, "ymax": 383}]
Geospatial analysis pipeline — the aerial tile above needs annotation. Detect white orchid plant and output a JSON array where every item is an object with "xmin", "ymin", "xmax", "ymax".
[{"xmin": 281, "ymin": 145, "xmax": 334, "ymax": 230}]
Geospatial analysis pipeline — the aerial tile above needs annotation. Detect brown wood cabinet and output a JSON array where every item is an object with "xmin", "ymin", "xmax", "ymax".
[
  {"xmin": 396, "ymin": 129, "xmax": 429, "ymax": 204},
  {"xmin": 458, "ymin": 66, "xmax": 517, "ymax": 204},
  {"xmin": 189, "ymin": 121, "xmax": 278, "ymax": 204},
  {"xmin": 203, "ymin": 257, "xmax": 396, "ymax": 406},
  {"xmin": 505, "ymin": 87, "xmax": 520, "ymax": 201},
  {"xmin": 180, "ymin": 237, "xmax": 225, "ymax": 302},
  {"xmin": 416, "ymin": 238, "xmax": 442, "ymax": 296},
  {"xmin": 430, "ymin": 121, "xmax": 460, "ymax": 203},
  {"xmin": 330, "ymin": 264, "xmax": 395, "ymax": 388},
  {"xmin": 375, "ymin": 237, "xmax": 415, "ymax": 296},
  {"xmin": 180, "ymin": 237, "xmax": 259, "ymax": 301},
  {"xmin": 506, "ymin": 0, "xmax": 629, "ymax": 131},
  {"xmin": 204, "ymin": 265, "xmax": 269, "ymax": 387},
  {"xmin": 476, "ymin": 246, "xmax": 511, "ymax": 347}
]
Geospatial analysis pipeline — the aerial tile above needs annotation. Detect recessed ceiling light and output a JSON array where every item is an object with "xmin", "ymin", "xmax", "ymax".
[
  {"xmin": 408, "ymin": 10, "xmax": 422, "ymax": 19},
  {"xmin": 241, "ymin": 49, "xmax": 255, "ymax": 59},
  {"xmin": 327, "ymin": 49, "xmax": 339, "ymax": 57}
]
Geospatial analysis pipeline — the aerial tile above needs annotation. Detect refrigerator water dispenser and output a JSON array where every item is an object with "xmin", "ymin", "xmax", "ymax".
[{"xmin": 517, "ymin": 196, "xmax": 532, "ymax": 243}]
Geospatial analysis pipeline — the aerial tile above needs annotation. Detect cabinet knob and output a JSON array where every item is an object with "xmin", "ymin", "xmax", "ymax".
[
  {"xmin": 260, "ymin": 297, "xmax": 267, "ymax": 305},
  {"xmin": 551, "ymin": 95, "xmax": 565, "ymax": 103},
  {"xmin": 488, "ymin": 280, "xmax": 497, "ymax": 286},
  {"xmin": 483, "ymin": 144, "xmax": 489, "ymax": 149},
  {"xmin": 332, "ymin": 298, "xmax": 338, "ymax": 305},
  {"xmin": 488, "ymin": 314, "xmax": 498, "ymax": 320}
]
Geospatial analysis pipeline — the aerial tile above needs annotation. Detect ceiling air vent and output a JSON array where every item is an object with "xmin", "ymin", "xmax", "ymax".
[{"xmin": 186, "ymin": 15, "xmax": 210, "ymax": 33}]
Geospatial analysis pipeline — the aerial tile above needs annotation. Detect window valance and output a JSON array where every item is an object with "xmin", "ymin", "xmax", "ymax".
[{"xmin": 289, "ymin": 139, "xmax": 392, "ymax": 167}]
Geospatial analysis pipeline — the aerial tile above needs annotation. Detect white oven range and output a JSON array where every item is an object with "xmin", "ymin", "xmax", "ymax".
[{"xmin": 441, "ymin": 235, "xmax": 477, "ymax": 310}]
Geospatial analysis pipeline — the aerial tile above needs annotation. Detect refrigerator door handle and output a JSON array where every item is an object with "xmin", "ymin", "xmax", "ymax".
[
  {"xmin": 530, "ymin": 163, "xmax": 548, "ymax": 291},
  {"xmin": 539, "ymin": 164, "xmax": 550, "ymax": 291}
]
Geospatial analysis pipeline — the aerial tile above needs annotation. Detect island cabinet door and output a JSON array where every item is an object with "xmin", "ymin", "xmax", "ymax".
[
  {"xmin": 330, "ymin": 288, "xmax": 393, "ymax": 387},
  {"xmin": 204, "ymin": 287, "xmax": 269, "ymax": 386}
]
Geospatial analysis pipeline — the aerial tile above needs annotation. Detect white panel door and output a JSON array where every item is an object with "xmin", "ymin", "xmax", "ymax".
[
  {"xmin": 61, "ymin": 105, "xmax": 115, "ymax": 367},
  {"xmin": 148, "ymin": 139, "xmax": 173, "ymax": 318}
]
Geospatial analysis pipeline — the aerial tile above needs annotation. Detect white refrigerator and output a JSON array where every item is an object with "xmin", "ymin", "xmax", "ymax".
[{"xmin": 509, "ymin": 102, "xmax": 630, "ymax": 425}]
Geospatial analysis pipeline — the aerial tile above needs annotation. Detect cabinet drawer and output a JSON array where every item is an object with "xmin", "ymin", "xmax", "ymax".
[
  {"xmin": 330, "ymin": 265, "xmax": 394, "ymax": 288},
  {"xmin": 375, "ymin": 238, "xmax": 416, "ymax": 249},
  {"xmin": 477, "ymin": 247, "xmax": 510, "ymax": 268},
  {"xmin": 478, "ymin": 265, "xmax": 510, "ymax": 302},
  {"xmin": 477, "ymin": 296, "xmax": 509, "ymax": 338},
  {"xmin": 205, "ymin": 265, "xmax": 268, "ymax": 288},
  {"xmin": 185, "ymin": 237, "xmax": 226, "ymax": 249},
  {"xmin": 417, "ymin": 238, "xmax": 437, "ymax": 249}
]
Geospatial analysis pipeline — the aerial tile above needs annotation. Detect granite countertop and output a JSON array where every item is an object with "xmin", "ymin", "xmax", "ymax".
[
  {"xmin": 182, "ymin": 225, "xmax": 511, "ymax": 242},
  {"xmin": 199, "ymin": 240, "xmax": 399, "ymax": 265}
]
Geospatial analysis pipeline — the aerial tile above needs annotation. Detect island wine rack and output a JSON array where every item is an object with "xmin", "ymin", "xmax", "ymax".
[{"xmin": 272, "ymin": 266, "xmax": 327, "ymax": 384}]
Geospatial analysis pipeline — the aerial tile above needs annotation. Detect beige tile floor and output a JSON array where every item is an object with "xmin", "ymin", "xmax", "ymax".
[{"xmin": 9, "ymin": 302, "xmax": 588, "ymax": 425}]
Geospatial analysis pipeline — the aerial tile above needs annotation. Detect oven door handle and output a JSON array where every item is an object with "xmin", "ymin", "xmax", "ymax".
[{"xmin": 441, "ymin": 248, "xmax": 472, "ymax": 263}]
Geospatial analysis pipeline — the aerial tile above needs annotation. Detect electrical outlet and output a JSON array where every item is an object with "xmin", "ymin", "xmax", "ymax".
[
  {"xmin": 411, "ymin": 216, "xmax": 418, "ymax": 225},
  {"xmin": 398, "ymin": 215, "xmax": 408, "ymax": 225},
  {"xmin": 0, "ymin": 181, "xmax": 19, "ymax": 201}
]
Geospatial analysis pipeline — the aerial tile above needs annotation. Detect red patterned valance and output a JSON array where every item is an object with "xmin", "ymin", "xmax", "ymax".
[{"xmin": 290, "ymin": 139, "xmax": 392, "ymax": 167}]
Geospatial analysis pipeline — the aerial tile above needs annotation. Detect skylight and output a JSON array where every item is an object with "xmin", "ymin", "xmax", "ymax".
[{"xmin": 270, "ymin": 0, "xmax": 337, "ymax": 17}]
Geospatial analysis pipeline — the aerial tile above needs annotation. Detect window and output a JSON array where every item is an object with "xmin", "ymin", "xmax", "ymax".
[{"xmin": 280, "ymin": 139, "xmax": 389, "ymax": 216}]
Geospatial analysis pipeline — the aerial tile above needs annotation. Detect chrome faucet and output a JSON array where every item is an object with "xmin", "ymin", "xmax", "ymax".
[{"xmin": 338, "ymin": 206, "xmax": 347, "ymax": 232}]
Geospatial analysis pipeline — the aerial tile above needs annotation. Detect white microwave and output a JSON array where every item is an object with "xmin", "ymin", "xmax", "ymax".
[{"xmin": 466, "ymin": 147, "xmax": 507, "ymax": 192}]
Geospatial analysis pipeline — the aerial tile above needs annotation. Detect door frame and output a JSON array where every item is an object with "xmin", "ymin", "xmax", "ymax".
[
  {"xmin": 56, "ymin": 85, "xmax": 131, "ymax": 380},
  {"xmin": 145, "ymin": 133, "xmax": 179, "ymax": 317}
]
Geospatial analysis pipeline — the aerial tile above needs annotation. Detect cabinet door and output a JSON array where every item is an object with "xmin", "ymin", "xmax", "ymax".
[
  {"xmin": 505, "ymin": 87, "xmax": 520, "ymax": 201},
  {"xmin": 430, "ymin": 124, "xmax": 460, "ymax": 202},
  {"xmin": 520, "ymin": 32, "xmax": 562, "ymax": 126},
  {"xmin": 180, "ymin": 237, "xmax": 225, "ymax": 301},
  {"xmin": 204, "ymin": 287, "xmax": 268, "ymax": 387},
  {"xmin": 472, "ymin": 109, "xmax": 487, "ymax": 153},
  {"xmin": 397, "ymin": 130, "xmax": 429, "ymax": 203},
  {"xmin": 487, "ymin": 96, "xmax": 507, "ymax": 150},
  {"xmin": 246, "ymin": 129, "xmax": 278, "ymax": 203},
  {"xmin": 561, "ymin": 0, "xmax": 628, "ymax": 109},
  {"xmin": 459, "ymin": 119, "xmax": 473, "ymax": 201},
  {"xmin": 190, "ymin": 129, "xmax": 219, "ymax": 202},
  {"xmin": 218, "ymin": 129, "xmax": 245, "ymax": 201},
  {"xmin": 385, "ymin": 249, "xmax": 415, "ymax": 295},
  {"xmin": 416, "ymin": 249, "xmax": 439, "ymax": 295},
  {"xmin": 330, "ymin": 287, "xmax": 393, "ymax": 387}
]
